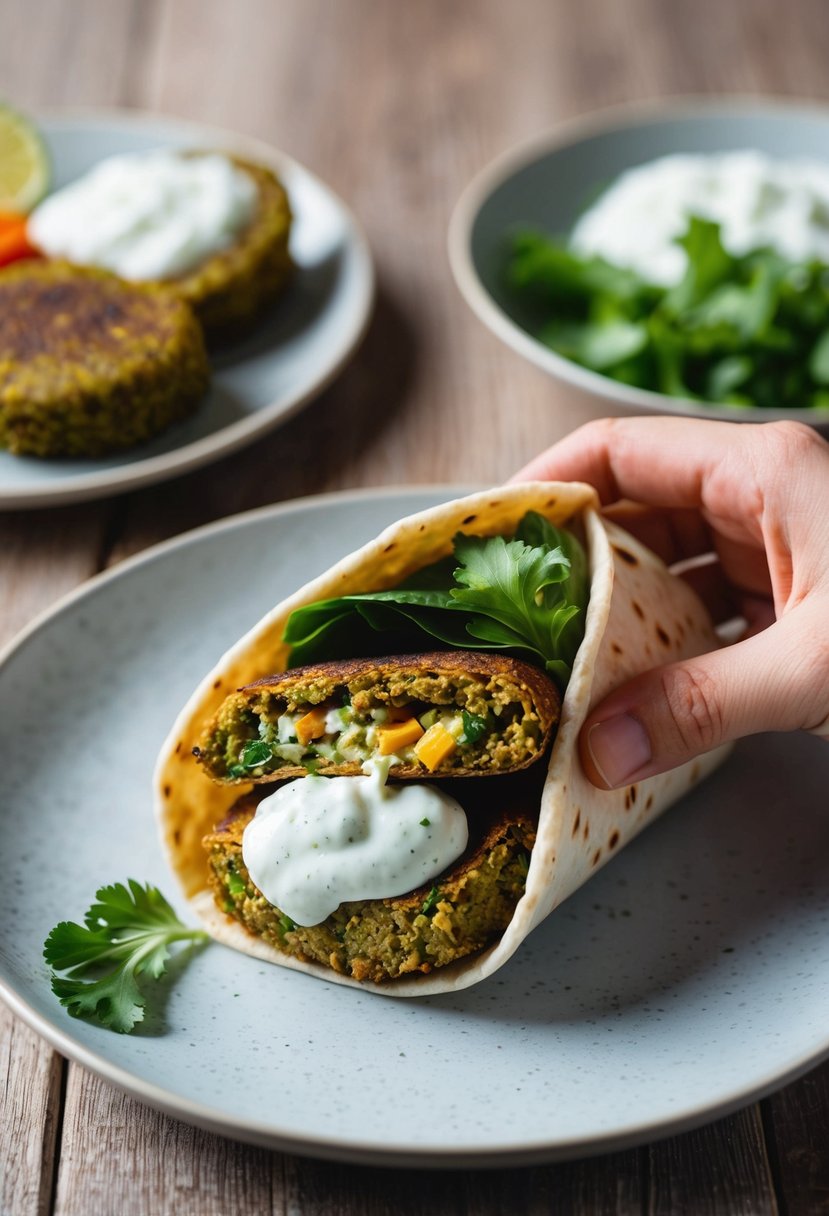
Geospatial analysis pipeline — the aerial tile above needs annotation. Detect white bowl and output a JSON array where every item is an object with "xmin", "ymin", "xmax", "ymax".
[{"xmin": 449, "ymin": 98, "xmax": 829, "ymax": 427}]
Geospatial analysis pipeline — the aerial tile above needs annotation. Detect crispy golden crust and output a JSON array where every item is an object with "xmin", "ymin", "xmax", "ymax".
[
  {"xmin": 245, "ymin": 650, "xmax": 560, "ymax": 699},
  {"xmin": 165, "ymin": 154, "xmax": 293, "ymax": 340},
  {"xmin": 196, "ymin": 650, "xmax": 561, "ymax": 783},
  {"xmin": 0, "ymin": 260, "xmax": 209, "ymax": 457}
]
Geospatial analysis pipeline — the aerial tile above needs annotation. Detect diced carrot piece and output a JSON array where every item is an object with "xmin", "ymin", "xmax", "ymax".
[
  {"xmin": 295, "ymin": 706, "xmax": 329, "ymax": 746},
  {"xmin": 386, "ymin": 703, "xmax": 415, "ymax": 722},
  {"xmin": 413, "ymin": 723, "xmax": 457, "ymax": 771},
  {"xmin": 377, "ymin": 717, "xmax": 424, "ymax": 755}
]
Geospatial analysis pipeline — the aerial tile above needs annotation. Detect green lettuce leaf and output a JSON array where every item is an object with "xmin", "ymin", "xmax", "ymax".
[{"xmin": 283, "ymin": 511, "xmax": 588, "ymax": 686}]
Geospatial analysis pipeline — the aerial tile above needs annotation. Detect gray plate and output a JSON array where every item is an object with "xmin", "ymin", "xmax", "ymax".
[
  {"xmin": 2, "ymin": 488, "xmax": 829, "ymax": 1167},
  {"xmin": 0, "ymin": 110, "xmax": 374, "ymax": 509}
]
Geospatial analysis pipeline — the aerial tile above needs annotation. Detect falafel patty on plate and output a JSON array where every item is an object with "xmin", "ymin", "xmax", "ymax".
[{"xmin": 0, "ymin": 261, "xmax": 210, "ymax": 457}]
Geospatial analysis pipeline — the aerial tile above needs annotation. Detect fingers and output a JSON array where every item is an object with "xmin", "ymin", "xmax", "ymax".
[
  {"xmin": 510, "ymin": 416, "xmax": 741, "ymax": 506},
  {"xmin": 579, "ymin": 602, "xmax": 829, "ymax": 789}
]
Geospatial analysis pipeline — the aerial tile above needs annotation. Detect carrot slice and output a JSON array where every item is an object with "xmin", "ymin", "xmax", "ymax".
[{"xmin": 0, "ymin": 213, "xmax": 41, "ymax": 267}]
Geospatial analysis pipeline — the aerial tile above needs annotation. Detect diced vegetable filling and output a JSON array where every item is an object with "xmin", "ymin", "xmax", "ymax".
[{"xmin": 201, "ymin": 673, "xmax": 546, "ymax": 780}]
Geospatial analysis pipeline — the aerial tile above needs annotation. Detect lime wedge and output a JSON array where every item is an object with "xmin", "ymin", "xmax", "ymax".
[{"xmin": 0, "ymin": 104, "xmax": 50, "ymax": 213}]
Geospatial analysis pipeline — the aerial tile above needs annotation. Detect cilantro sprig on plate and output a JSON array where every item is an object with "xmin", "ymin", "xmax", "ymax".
[
  {"xmin": 506, "ymin": 215, "xmax": 829, "ymax": 412},
  {"xmin": 284, "ymin": 510, "xmax": 588, "ymax": 685},
  {"xmin": 44, "ymin": 880, "xmax": 208, "ymax": 1034}
]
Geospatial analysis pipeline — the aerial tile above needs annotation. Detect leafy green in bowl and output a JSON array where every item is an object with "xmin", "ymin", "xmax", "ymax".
[{"xmin": 506, "ymin": 216, "xmax": 829, "ymax": 413}]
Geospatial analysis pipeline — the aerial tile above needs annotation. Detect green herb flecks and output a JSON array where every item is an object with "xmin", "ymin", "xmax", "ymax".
[
  {"xmin": 44, "ymin": 880, "xmax": 209, "ymax": 1034},
  {"xmin": 420, "ymin": 886, "xmax": 441, "ymax": 916},
  {"xmin": 238, "ymin": 740, "xmax": 274, "ymax": 770},
  {"xmin": 225, "ymin": 864, "xmax": 246, "ymax": 898},
  {"xmin": 506, "ymin": 216, "xmax": 829, "ymax": 412},
  {"xmin": 284, "ymin": 511, "xmax": 588, "ymax": 687},
  {"xmin": 461, "ymin": 710, "xmax": 489, "ymax": 745}
]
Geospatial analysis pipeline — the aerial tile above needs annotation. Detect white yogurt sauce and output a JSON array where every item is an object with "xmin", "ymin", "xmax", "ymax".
[
  {"xmin": 241, "ymin": 758, "xmax": 468, "ymax": 926},
  {"xmin": 28, "ymin": 150, "xmax": 257, "ymax": 280},
  {"xmin": 570, "ymin": 151, "xmax": 829, "ymax": 285}
]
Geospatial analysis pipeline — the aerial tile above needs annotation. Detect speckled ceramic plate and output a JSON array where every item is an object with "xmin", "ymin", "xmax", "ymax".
[
  {"xmin": 2, "ymin": 488, "xmax": 829, "ymax": 1167},
  {"xmin": 0, "ymin": 109, "xmax": 374, "ymax": 510}
]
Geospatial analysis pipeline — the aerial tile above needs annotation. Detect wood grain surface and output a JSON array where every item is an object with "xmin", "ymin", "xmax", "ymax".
[{"xmin": 3, "ymin": 1, "xmax": 829, "ymax": 1212}]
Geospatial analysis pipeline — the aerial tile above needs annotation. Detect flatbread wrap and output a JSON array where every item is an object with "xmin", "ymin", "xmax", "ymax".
[{"xmin": 155, "ymin": 482, "xmax": 731, "ymax": 995}]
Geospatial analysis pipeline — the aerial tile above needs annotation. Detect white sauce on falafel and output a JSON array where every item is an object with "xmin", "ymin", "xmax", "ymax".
[
  {"xmin": 28, "ymin": 150, "xmax": 257, "ymax": 280},
  {"xmin": 241, "ymin": 758, "xmax": 468, "ymax": 926},
  {"xmin": 570, "ymin": 151, "xmax": 829, "ymax": 285}
]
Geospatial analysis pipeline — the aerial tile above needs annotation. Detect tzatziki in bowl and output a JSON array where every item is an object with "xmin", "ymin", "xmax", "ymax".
[{"xmin": 449, "ymin": 99, "xmax": 829, "ymax": 426}]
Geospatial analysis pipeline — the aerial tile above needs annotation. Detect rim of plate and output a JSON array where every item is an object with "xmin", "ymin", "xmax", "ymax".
[
  {"xmin": 448, "ymin": 93, "xmax": 829, "ymax": 427},
  {"xmin": 1, "ymin": 107, "xmax": 375, "ymax": 510},
  {"xmin": 3, "ymin": 482, "xmax": 829, "ymax": 1166}
]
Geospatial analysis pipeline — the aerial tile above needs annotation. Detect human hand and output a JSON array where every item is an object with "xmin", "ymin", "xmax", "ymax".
[{"xmin": 511, "ymin": 417, "xmax": 829, "ymax": 789}]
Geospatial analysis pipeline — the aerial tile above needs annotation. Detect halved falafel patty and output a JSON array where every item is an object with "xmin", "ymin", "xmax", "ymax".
[
  {"xmin": 195, "ymin": 651, "xmax": 560, "ymax": 783},
  {"xmin": 204, "ymin": 792, "xmax": 537, "ymax": 982},
  {"xmin": 0, "ymin": 261, "xmax": 209, "ymax": 457},
  {"xmin": 168, "ymin": 154, "xmax": 292, "ymax": 340}
]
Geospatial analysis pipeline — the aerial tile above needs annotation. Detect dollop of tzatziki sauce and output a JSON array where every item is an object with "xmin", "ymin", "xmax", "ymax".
[
  {"xmin": 241, "ymin": 758, "xmax": 469, "ymax": 926},
  {"xmin": 570, "ymin": 151, "xmax": 829, "ymax": 285},
  {"xmin": 28, "ymin": 150, "xmax": 257, "ymax": 280}
]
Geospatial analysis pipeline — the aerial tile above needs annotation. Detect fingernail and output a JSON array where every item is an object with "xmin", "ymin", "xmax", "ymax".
[{"xmin": 586, "ymin": 714, "xmax": 652, "ymax": 789}]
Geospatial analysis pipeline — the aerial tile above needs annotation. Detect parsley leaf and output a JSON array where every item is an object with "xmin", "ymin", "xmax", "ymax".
[
  {"xmin": 44, "ymin": 880, "xmax": 209, "ymax": 1034},
  {"xmin": 284, "ymin": 511, "xmax": 587, "ymax": 686}
]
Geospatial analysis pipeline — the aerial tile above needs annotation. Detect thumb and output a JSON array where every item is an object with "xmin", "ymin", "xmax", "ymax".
[{"xmin": 580, "ymin": 604, "xmax": 829, "ymax": 789}]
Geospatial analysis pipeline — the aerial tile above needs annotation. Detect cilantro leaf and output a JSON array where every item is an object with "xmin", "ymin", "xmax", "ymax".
[
  {"xmin": 284, "ymin": 512, "xmax": 588, "ymax": 686},
  {"xmin": 44, "ymin": 880, "xmax": 209, "ymax": 1034}
]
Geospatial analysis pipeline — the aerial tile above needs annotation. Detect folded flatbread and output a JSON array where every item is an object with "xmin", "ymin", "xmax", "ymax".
[{"xmin": 155, "ymin": 482, "xmax": 731, "ymax": 995}]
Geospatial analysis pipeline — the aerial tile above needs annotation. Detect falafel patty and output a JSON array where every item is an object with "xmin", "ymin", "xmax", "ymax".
[
  {"xmin": 195, "ymin": 651, "xmax": 560, "ymax": 783},
  {"xmin": 0, "ymin": 261, "xmax": 209, "ymax": 457},
  {"xmin": 168, "ymin": 154, "xmax": 292, "ymax": 340},
  {"xmin": 204, "ymin": 792, "xmax": 537, "ymax": 982}
]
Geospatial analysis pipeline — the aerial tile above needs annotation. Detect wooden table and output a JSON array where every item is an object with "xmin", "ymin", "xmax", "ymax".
[{"xmin": 3, "ymin": 1, "xmax": 829, "ymax": 1211}]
